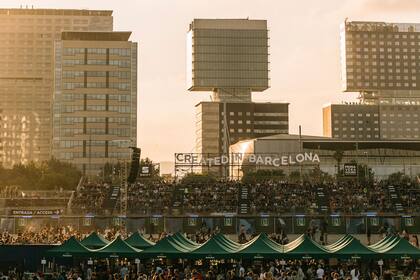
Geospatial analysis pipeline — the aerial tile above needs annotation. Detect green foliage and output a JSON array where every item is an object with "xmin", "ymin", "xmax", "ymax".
[
  {"xmin": 356, "ymin": 163, "xmax": 375, "ymax": 185},
  {"xmin": 180, "ymin": 173, "xmax": 217, "ymax": 185},
  {"xmin": 241, "ymin": 169, "xmax": 286, "ymax": 184},
  {"xmin": 288, "ymin": 170, "xmax": 301, "ymax": 183},
  {"xmin": 387, "ymin": 171, "xmax": 413, "ymax": 185},
  {"xmin": 0, "ymin": 158, "xmax": 81, "ymax": 190},
  {"xmin": 100, "ymin": 157, "xmax": 161, "ymax": 184},
  {"xmin": 304, "ymin": 166, "xmax": 334, "ymax": 184}
]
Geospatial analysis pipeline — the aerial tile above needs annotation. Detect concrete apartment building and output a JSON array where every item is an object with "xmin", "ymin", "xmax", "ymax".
[
  {"xmin": 196, "ymin": 102, "xmax": 289, "ymax": 154},
  {"xmin": 0, "ymin": 8, "xmax": 113, "ymax": 167},
  {"xmin": 52, "ymin": 31, "xmax": 137, "ymax": 175},
  {"xmin": 187, "ymin": 19, "xmax": 289, "ymax": 160},
  {"xmin": 323, "ymin": 103, "xmax": 420, "ymax": 140},
  {"xmin": 324, "ymin": 20, "xmax": 420, "ymax": 140}
]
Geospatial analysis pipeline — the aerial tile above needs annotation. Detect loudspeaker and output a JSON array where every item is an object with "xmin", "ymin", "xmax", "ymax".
[{"xmin": 128, "ymin": 147, "xmax": 141, "ymax": 184}]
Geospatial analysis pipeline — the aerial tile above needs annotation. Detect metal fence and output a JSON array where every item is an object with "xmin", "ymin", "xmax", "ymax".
[{"xmin": 1, "ymin": 214, "xmax": 419, "ymax": 235}]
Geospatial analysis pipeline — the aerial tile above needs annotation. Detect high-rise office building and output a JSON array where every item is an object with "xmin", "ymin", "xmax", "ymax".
[
  {"xmin": 187, "ymin": 19, "xmax": 269, "ymax": 102},
  {"xmin": 0, "ymin": 8, "xmax": 113, "ymax": 167},
  {"xmin": 196, "ymin": 102, "xmax": 289, "ymax": 154},
  {"xmin": 340, "ymin": 20, "xmax": 420, "ymax": 102},
  {"xmin": 324, "ymin": 20, "xmax": 420, "ymax": 140},
  {"xmin": 52, "ymin": 31, "xmax": 137, "ymax": 175},
  {"xmin": 187, "ymin": 19, "xmax": 288, "ymax": 161},
  {"xmin": 323, "ymin": 103, "xmax": 420, "ymax": 140}
]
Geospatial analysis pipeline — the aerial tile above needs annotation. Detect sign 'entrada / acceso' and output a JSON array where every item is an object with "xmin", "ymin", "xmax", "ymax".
[{"xmin": 175, "ymin": 153, "xmax": 320, "ymax": 167}]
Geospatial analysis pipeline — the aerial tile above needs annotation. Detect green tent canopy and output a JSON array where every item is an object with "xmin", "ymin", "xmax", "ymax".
[
  {"xmin": 329, "ymin": 235, "xmax": 378, "ymax": 259},
  {"xmin": 80, "ymin": 232, "xmax": 109, "ymax": 249},
  {"xmin": 46, "ymin": 236, "xmax": 93, "ymax": 258},
  {"xmin": 188, "ymin": 234, "xmax": 243, "ymax": 259},
  {"xmin": 139, "ymin": 236, "xmax": 192, "ymax": 259},
  {"xmin": 372, "ymin": 236, "xmax": 420, "ymax": 259},
  {"xmin": 235, "ymin": 233, "xmax": 285, "ymax": 259},
  {"xmin": 324, "ymin": 234, "xmax": 354, "ymax": 251},
  {"xmin": 125, "ymin": 232, "xmax": 155, "ymax": 250},
  {"xmin": 283, "ymin": 235, "xmax": 329, "ymax": 259},
  {"xmin": 368, "ymin": 235, "xmax": 399, "ymax": 250},
  {"xmin": 171, "ymin": 232, "xmax": 200, "ymax": 249},
  {"xmin": 93, "ymin": 236, "xmax": 141, "ymax": 258}
]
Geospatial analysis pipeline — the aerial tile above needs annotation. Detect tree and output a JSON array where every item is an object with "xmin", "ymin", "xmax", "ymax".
[
  {"xmin": 288, "ymin": 170, "xmax": 301, "ymax": 183},
  {"xmin": 356, "ymin": 163, "xmax": 375, "ymax": 186},
  {"xmin": 305, "ymin": 166, "xmax": 334, "ymax": 184},
  {"xmin": 180, "ymin": 173, "xmax": 217, "ymax": 185},
  {"xmin": 0, "ymin": 158, "xmax": 81, "ymax": 190},
  {"xmin": 333, "ymin": 150, "xmax": 344, "ymax": 177},
  {"xmin": 387, "ymin": 171, "xmax": 412, "ymax": 185},
  {"xmin": 241, "ymin": 169, "xmax": 286, "ymax": 184}
]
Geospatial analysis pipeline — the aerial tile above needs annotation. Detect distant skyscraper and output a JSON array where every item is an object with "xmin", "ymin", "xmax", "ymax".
[
  {"xmin": 52, "ymin": 31, "xmax": 137, "ymax": 175},
  {"xmin": 323, "ymin": 20, "xmax": 420, "ymax": 140},
  {"xmin": 340, "ymin": 20, "xmax": 420, "ymax": 103},
  {"xmin": 0, "ymin": 8, "xmax": 113, "ymax": 167},
  {"xmin": 187, "ymin": 19, "xmax": 288, "ymax": 163}
]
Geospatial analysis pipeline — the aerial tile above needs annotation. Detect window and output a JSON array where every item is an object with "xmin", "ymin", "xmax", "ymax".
[
  {"xmin": 87, "ymin": 48, "xmax": 106, "ymax": 54},
  {"xmin": 224, "ymin": 217, "xmax": 233, "ymax": 226},
  {"xmin": 188, "ymin": 217, "xmax": 197, "ymax": 226},
  {"xmin": 260, "ymin": 218, "xmax": 269, "ymax": 227},
  {"xmin": 109, "ymin": 60, "xmax": 130, "ymax": 67},
  {"xmin": 63, "ymin": 48, "xmax": 84, "ymax": 55},
  {"xmin": 109, "ymin": 48, "xmax": 130, "ymax": 56},
  {"xmin": 87, "ymin": 59, "xmax": 106, "ymax": 65}
]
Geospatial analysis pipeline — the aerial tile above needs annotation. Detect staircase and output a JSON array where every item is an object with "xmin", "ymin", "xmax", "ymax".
[
  {"xmin": 238, "ymin": 185, "xmax": 250, "ymax": 214},
  {"xmin": 102, "ymin": 185, "xmax": 120, "ymax": 215},
  {"xmin": 316, "ymin": 186, "xmax": 329, "ymax": 213},
  {"xmin": 388, "ymin": 185, "xmax": 404, "ymax": 212}
]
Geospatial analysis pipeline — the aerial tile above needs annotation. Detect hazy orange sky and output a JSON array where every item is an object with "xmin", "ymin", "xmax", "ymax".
[{"xmin": 3, "ymin": 0, "xmax": 420, "ymax": 162}]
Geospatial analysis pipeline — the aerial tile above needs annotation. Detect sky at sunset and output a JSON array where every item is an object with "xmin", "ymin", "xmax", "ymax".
[{"xmin": 3, "ymin": 0, "xmax": 420, "ymax": 162}]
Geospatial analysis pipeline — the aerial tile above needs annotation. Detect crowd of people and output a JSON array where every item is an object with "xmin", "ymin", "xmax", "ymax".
[
  {"xmin": 0, "ymin": 225, "xmax": 81, "ymax": 245},
  {"xmin": 0, "ymin": 226, "xmax": 129, "ymax": 245},
  {"xmin": 1, "ymin": 179, "xmax": 418, "ymax": 216},
  {"xmin": 3, "ymin": 257, "xmax": 419, "ymax": 280},
  {"xmin": 66, "ymin": 179, "xmax": 419, "ymax": 216},
  {"xmin": 70, "ymin": 182, "xmax": 111, "ymax": 215}
]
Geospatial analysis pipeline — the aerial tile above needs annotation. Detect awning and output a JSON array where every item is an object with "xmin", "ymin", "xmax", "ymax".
[
  {"xmin": 93, "ymin": 236, "xmax": 141, "ymax": 258},
  {"xmin": 283, "ymin": 235, "xmax": 329, "ymax": 259},
  {"xmin": 125, "ymin": 232, "xmax": 155, "ymax": 250},
  {"xmin": 328, "ymin": 235, "xmax": 378, "ymax": 259},
  {"xmin": 46, "ymin": 236, "xmax": 93, "ymax": 258},
  {"xmin": 80, "ymin": 232, "xmax": 109, "ymax": 249},
  {"xmin": 235, "ymin": 233, "xmax": 285, "ymax": 259},
  {"xmin": 370, "ymin": 236, "xmax": 420, "ymax": 259},
  {"xmin": 188, "ymin": 233, "xmax": 243, "ymax": 259},
  {"xmin": 139, "ymin": 236, "xmax": 192, "ymax": 259}
]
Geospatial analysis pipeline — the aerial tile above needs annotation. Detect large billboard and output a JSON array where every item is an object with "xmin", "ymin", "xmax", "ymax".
[
  {"xmin": 343, "ymin": 163, "xmax": 358, "ymax": 177},
  {"xmin": 175, "ymin": 153, "xmax": 320, "ymax": 167}
]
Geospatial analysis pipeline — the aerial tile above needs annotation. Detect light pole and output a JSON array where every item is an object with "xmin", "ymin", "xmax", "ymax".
[{"xmin": 364, "ymin": 151, "xmax": 368, "ymax": 182}]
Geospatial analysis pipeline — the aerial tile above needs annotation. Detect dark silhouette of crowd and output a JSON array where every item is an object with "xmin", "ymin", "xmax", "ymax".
[
  {"xmin": 68, "ymin": 179, "xmax": 419, "ymax": 216},
  {"xmin": 2, "ymin": 256, "xmax": 419, "ymax": 280}
]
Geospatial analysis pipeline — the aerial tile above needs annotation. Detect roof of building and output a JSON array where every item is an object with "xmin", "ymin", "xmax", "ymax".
[
  {"xmin": 195, "ymin": 101, "xmax": 289, "ymax": 107},
  {"xmin": 61, "ymin": 31, "xmax": 132, "ymax": 41},
  {"xmin": 190, "ymin": 18, "xmax": 267, "ymax": 31},
  {"xmin": 0, "ymin": 8, "xmax": 112, "ymax": 16}
]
